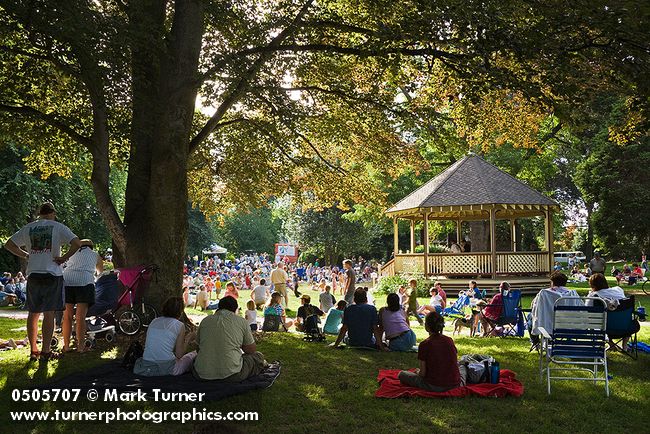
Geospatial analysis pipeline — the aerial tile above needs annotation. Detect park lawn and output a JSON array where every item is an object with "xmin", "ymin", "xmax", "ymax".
[{"xmin": 1, "ymin": 284, "xmax": 649, "ymax": 433}]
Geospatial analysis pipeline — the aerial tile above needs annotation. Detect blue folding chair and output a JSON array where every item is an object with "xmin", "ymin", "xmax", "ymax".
[
  {"xmin": 443, "ymin": 291, "xmax": 471, "ymax": 317},
  {"xmin": 539, "ymin": 297, "xmax": 609, "ymax": 396},
  {"xmin": 482, "ymin": 289, "xmax": 524, "ymax": 337},
  {"xmin": 606, "ymin": 296, "xmax": 641, "ymax": 359}
]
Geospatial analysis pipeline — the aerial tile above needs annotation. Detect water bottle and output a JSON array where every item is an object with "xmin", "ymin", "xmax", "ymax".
[{"xmin": 490, "ymin": 361, "xmax": 500, "ymax": 384}]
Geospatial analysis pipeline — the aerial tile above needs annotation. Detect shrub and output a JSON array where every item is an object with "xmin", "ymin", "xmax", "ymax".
[
  {"xmin": 374, "ymin": 275, "xmax": 431, "ymax": 297},
  {"xmin": 413, "ymin": 245, "xmax": 450, "ymax": 253}
]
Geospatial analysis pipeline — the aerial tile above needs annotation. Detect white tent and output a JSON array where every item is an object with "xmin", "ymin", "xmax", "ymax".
[{"xmin": 202, "ymin": 244, "xmax": 227, "ymax": 256}]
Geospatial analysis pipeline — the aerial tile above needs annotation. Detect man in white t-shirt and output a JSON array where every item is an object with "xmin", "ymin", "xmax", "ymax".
[
  {"xmin": 4, "ymin": 203, "xmax": 81, "ymax": 362},
  {"xmin": 251, "ymin": 278, "xmax": 270, "ymax": 309}
]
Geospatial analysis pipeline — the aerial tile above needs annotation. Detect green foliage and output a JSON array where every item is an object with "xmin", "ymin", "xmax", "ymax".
[
  {"xmin": 374, "ymin": 275, "xmax": 430, "ymax": 297},
  {"xmin": 212, "ymin": 206, "xmax": 281, "ymax": 254},
  {"xmin": 281, "ymin": 201, "xmax": 390, "ymax": 265},
  {"xmin": 187, "ymin": 204, "xmax": 217, "ymax": 257},
  {"xmin": 0, "ymin": 144, "xmax": 114, "ymax": 251}
]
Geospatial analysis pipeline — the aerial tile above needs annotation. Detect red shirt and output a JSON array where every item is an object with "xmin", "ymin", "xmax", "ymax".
[
  {"xmin": 483, "ymin": 293, "xmax": 503, "ymax": 320},
  {"xmin": 418, "ymin": 334, "xmax": 460, "ymax": 388}
]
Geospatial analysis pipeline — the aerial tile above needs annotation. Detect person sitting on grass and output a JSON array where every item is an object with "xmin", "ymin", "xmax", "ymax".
[
  {"xmin": 251, "ymin": 278, "xmax": 270, "ymax": 309},
  {"xmin": 398, "ymin": 311, "xmax": 465, "ymax": 392},
  {"xmin": 323, "ymin": 300, "xmax": 347, "ymax": 335},
  {"xmin": 245, "ymin": 300, "xmax": 258, "ymax": 332},
  {"xmin": 263, "ymin": 292, "xmax": 294, "ymax": 331},
  {"xmin": 134, "ymin": 296, "xmax": 197, "ymax": 376},
  {"xmin": 319, "ymin": 284, "xmax": 336, "ymax": 313},
  {"xmin": 224, "ymin": 281, "xmax": 239, "ymax": 299},
  {"xmin": 295, "ymin": 294, "xmax": 324, "ymax": 332},
  {"xmin": 193, "ymin": 296, "xmax": 268, "ymax": 381},
  {"xmin": 418, "ymin": 286, "xmax": 444, "ymax": 315},
  {"xmin": 332, "ymin": 288, "xmax": 386, "ymax": 350},
  {"xmin": 379, "ymin": 293, "xmax": 416, "ymax": 352}
]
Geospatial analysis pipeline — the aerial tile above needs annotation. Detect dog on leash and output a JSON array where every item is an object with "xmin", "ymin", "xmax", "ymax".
[{"xmin": 452, "ymin": 311, "xmax": 479, "ymax": 336}]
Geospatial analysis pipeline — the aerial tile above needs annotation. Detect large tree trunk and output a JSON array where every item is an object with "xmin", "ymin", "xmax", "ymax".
[
  {"xmin": 469, "ymin": 221, "xmax": 490, "ymax": 252},
  {"xmin": 119, "ymin": 0, "xmax": 204, "ymax": 308}
]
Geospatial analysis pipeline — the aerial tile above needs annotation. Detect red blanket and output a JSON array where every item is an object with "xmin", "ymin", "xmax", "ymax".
[{"xmin": 375, "ymin": 369, "xmax": 524, "ymax": 398}]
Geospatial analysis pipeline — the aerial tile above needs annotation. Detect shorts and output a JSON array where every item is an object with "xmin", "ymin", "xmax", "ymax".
[
  {"xmin": 27, "ymin": 273, "xmax": 64, "ymax": 313},
  {"xmin": 65, "ymin": 283, "xmax": 95, "ymax": 306}
]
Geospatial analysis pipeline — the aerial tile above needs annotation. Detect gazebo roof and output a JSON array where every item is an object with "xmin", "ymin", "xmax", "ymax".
[{"xmin": 387, "ymin": 154, "xmax": 557, "ymax": 216}]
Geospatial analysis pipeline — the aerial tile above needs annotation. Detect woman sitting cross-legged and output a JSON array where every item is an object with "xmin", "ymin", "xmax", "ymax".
[
  {"xmin": 262, "ymin": 292, "xmax": 294, "ymax": 331},
  {"xmin": 134, "ymin": 296, "xmax": 197, "ymax": 376},
  {"xmin": 379, "ymin": 293, "xmax": 416, "ymax": 351},
  {"xmin": 398, "ymin": 311, "xmax": 465, "ymax": 392}
]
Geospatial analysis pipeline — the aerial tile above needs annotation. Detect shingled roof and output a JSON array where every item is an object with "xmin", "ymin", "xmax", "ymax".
[{"xmin": 387, "ymin": 154, "xmax": 557, "ymax": 214}]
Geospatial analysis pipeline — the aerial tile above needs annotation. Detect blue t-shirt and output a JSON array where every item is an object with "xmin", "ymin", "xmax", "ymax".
[
  {"xmin": 323, "ymin": 308, "xmax": 344, "ymax": 334},
  {"xmin": 343, "ymin": 303, "xmax": 378, "ymax": 347}
]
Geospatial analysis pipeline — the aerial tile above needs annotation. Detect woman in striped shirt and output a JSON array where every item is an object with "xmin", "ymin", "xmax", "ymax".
[{"xmin": 62, "ymin": 239, "xmax": 103, "ymax": 352}]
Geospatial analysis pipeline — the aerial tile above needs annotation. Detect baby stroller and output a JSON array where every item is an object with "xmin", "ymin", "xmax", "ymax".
[
  {"xmin": 87, "ymin": 264, "xmax": 159, "ymax": 338},
  {"xmin": 302, "ymin": 312, "xmax": 326, "ymax": 343}
]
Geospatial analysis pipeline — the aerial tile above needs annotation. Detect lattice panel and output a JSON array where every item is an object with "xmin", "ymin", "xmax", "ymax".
[
  {"xmin": 401, "ymin": 256, "xmax": 424, "ymax": 273},
  {"xmin": 442, "ymin": 255, "xmax": 478, "ymax": 274},
  {"xmin": 505, "ymin": 254, "xmax": 537, "ymax": 273}
]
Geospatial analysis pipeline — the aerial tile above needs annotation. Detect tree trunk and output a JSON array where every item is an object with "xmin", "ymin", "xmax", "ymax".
[
  {"xmin": 585, "ymin": 202, "xmax": 594, "ymax": 260},
  {"xmin": 469, "ymin": 220, "xmax": 490, "ymax": 252},
  {"xmin": 118, "ymin": 0, "xmax": 204, "ymax": 308}
]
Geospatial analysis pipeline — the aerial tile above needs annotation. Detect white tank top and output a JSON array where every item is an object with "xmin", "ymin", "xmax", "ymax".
[{"xmin": 142, "ymin": 317, "xmax": 183, "ymax": 362}]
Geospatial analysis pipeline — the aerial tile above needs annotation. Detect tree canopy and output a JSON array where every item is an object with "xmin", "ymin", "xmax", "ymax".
[{"xmin": 1, "ymin": 0, "xmax": 649, "ymax": 303}]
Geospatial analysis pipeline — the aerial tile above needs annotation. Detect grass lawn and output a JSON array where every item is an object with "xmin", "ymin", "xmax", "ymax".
[{"xmin": 1, "ymin": 281, "xmax": 649, "ymax": 433}]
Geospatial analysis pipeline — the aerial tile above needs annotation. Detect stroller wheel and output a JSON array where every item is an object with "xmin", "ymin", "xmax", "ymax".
[
  {"xmin": 139, "ymin": 303, "xmax": 158, "ymax": 327},
  {"xmin": 84, "ymin": 338, "xmax": 94, "ymax": 349},
  {"xmin": 105, "ymin": 331, "xmax": 116, "ymax": 343},
  {"xmin": 118, "ymin": 310, "xmax": 142, "ymax": 335},
  {"xmin": 51, "ymin": 336, "xmax": 59, "ymax": 349}
]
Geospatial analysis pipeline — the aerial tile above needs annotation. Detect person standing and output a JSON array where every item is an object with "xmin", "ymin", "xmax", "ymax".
[
  {"xmin": 4, "ymin": 203, "xmax": 81, "ymax": 361},
  {"xmin": 342, "ymin": 259, "xmax": 356, "ymax": 305},
  {"xmin": 589, "ymin": 251, "xmax": 607, "ymax": 274},
  {"xmin": 270, "ymin": 262, "xmax": 289, "ymax": 308},
  {"xmin": 62, "ymin": 239, "xmax": 103, "ymax": 353}
]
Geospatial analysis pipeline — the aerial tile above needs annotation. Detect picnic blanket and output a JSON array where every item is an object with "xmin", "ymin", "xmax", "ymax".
[
  {"xmin": 375, "ymin": 369, "xmax": 524, "ymax": 398},
  {"xmin": 35, "ymin": 360, "xmax": 281, "ymax": 401}
]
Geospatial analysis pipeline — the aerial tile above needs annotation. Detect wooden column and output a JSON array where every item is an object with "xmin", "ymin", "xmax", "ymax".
[
  {"xmin": 456, "ymin": 219, "xmax": 462, "ymax": 245},
  {"xmin": 510, "ymin": 218, "xmax": 517, "ymax": 252},
  {"xmin": 393, "ymin": 217, "xmax": 399, "ymax": 256},
  {"xmin": 410, "ymin": 219, "xmax": 415, "ymax": 254},
  {"xmin": 545, "ymin": 209, "xmax": 554, "ymax": 273},
  {"xmin": 490, "ymin": 208, "xmax": 497, "ymax": 279},
  {"xmin": 423, "ymin": 212, "xmax": 429, "ymax": 277}
]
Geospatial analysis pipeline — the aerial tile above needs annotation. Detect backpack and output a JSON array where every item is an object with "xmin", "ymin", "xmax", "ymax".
[
  {"xmin": 122, "ymin": 340, "xmax": 144, "ymax": 371},
  {"xmin": 459, "ymin": 354, "xmax": 496, "ymax": 384},
  {"xmin": 262, "ymin": 315, "xmax": 282, "ymax": 332}
]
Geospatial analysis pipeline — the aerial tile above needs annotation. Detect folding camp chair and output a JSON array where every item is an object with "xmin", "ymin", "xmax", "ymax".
[
  {"xmin": 483, "ymin": 290, "xmax": 524, "ymax": 337},
  {"xmin": 606, "ymin": 296, "xmax": 641, "ymax": 360},
  {"xmin": 538, "ymin": 297, "xmax": 609, "ymax": 396},
  {"xmin": 443, "ymin": 291, "xmax": 471, "ymax": 317}
]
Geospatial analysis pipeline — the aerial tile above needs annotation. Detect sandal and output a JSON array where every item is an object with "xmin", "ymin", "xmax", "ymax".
[
  {"xmin": 29, "ymin": 351, "xmax": 40, "ymax": 362},
  {"xmin": 40, "ymin": 351, "xmax": 63, "ymax": 361}
]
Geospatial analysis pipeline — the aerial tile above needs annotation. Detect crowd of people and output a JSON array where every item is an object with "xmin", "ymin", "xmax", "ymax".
[{"xmin": 1, "ymin": 201, "xmax": 643, "ymax": 392}]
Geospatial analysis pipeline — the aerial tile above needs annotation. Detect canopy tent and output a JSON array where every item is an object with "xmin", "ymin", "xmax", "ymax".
[{"xmin": 202, "ymin": 244, "xmax": 228, "ymax": 256}]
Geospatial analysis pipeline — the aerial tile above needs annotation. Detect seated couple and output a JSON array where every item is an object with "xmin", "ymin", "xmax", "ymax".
[
  {"xmin": 262, "ymin": 293, "xmax": 325, "ymax": 332},
  {"xmin": 135, "ymin": 296, "xmax": 268, "ymax": 382},
  {"xmin": 331, "ymin": 289, "xmax": 416, "ymax": 351}
]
